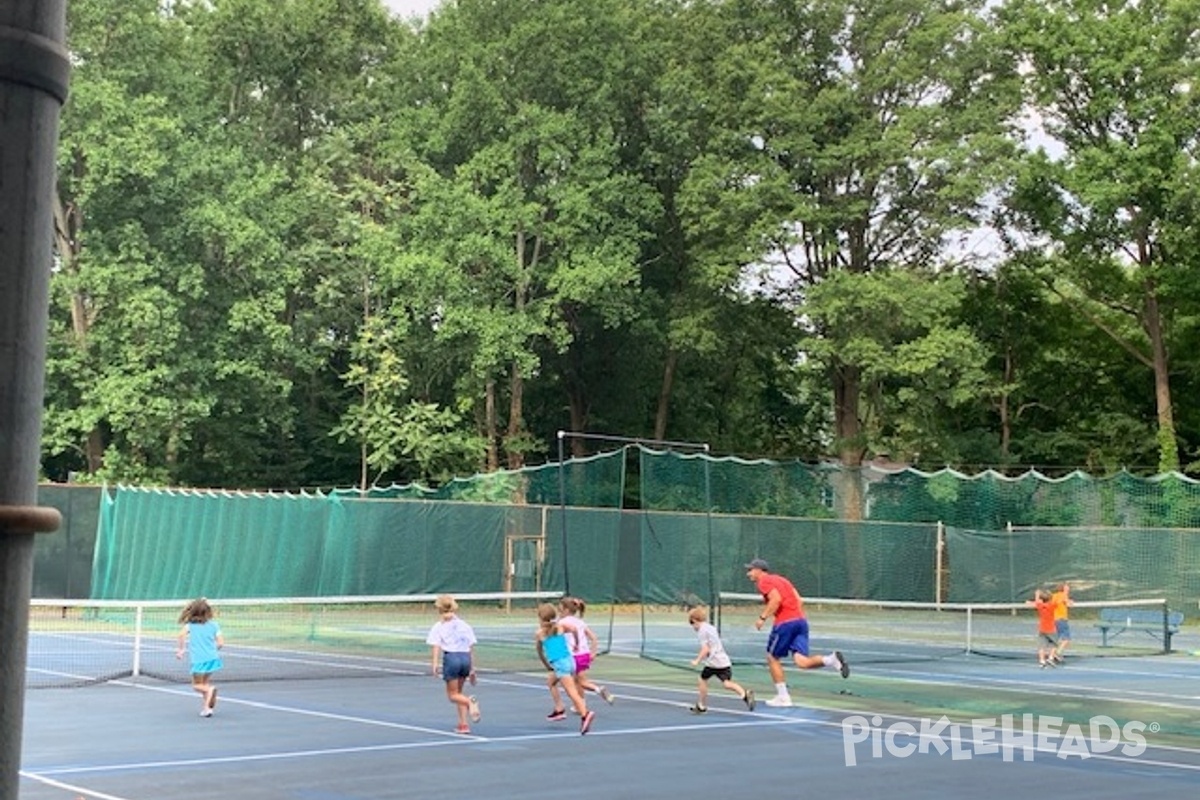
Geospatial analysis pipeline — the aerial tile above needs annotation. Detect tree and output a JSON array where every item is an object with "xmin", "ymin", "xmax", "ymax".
[
  {"xmin": 686, "ymin": 0, "xmax": 1016, "ymax": 510},
  {"xmin": 405, "ymin": 0, "xmax": 656, "ymax": 470},
  {"xmin": 1000, "ymin": 0, "xmax": 1200, "ymax": 473}
]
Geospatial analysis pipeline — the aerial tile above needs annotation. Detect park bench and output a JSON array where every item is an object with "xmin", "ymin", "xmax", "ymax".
[{"xmin": 1095, "ymin": 607, "xmax": 1183, "ymax": 652}]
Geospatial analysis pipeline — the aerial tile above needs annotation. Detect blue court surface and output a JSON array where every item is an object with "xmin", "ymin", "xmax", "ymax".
[{"xmin": 20, "ymin": 650, "xmax": 1200, "ymax": 800}]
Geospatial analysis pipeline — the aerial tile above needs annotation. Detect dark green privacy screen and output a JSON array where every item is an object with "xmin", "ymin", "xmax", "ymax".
[{"xmin": 31, "ymin": 449, "xmax": 1197, "ymax": 611}]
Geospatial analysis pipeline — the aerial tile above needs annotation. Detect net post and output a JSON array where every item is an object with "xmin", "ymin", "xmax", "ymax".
[
  {"xmin": 132, "ymin": 604, "xmax": 144, "ymax": 678},
  {"xmin": 935, "ymin": 521, "xmax": 944, "ymax": 609},
  {"xmin": 965, "ymin": 606, "xmax": 973, "ymax": 655},
  {"xmin": 1163, "ymin": 600, "xmax": 1172, "ymax": 654},
  {"xmin": 1006, "ymin": 520, "xmax": 1016, "ymax": 603}
]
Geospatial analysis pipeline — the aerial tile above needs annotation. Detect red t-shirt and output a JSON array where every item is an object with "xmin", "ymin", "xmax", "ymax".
[{"xmin": 757, "ymin": 573, "xmax": 805, "ymax": 624}]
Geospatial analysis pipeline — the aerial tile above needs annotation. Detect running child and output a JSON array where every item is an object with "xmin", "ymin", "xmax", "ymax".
[
  {"xmin": 688, "ymin": 606, "xmax": 755, "ymax": 713},
  {"xmin": 558, "ymin": 596, "xmax": 614, "ymax": 705},
  {"xmin": 534, "ymin": 603, "xmax": 595, "ymax": 735},
  {"xmin": 1050, "ymin": 582, "xmax": 1072, "ymax": 662},
  {"xmin": 1028, "ymin": 588, "xmax": 1061, "ymax": 668},
  {"xmin": 175, "ymin": 597, "xmax": 223, "ymax": 717},
  {"xmin": 426, "ymin": 594, "xmax": 481, "ymax": 734}
]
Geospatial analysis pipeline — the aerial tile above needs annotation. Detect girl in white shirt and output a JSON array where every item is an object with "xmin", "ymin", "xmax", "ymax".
[{"xmin": 427, "ymin": 595, "xmax": 481, "ymax": 734}]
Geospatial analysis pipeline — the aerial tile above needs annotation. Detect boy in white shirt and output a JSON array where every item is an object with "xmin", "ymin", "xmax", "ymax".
[{"xmin": 688, "ymin": 606, "xmax": 755, "ymax": 713}]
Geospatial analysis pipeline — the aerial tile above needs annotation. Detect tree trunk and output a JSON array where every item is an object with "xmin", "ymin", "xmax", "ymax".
[
  {"xmin": 567, "ymin": 381, "xmax": 588, "ymax": 458},
  {"xmin": 55, "ymin": 181, "xmax": 106, "ymax": 474},
  {"xmin": 1143, "ymin": 282, "xmax": 1178, "ymax": 472},
  {"xmin": 484, "ymin": 379, "xmax": 498, "ymax": 472},
  {"xmin": 506, "ymin": 361, "xmax": 525, "ymax": 470},
  {"xmin": 999, "ymin": 348, "xmax": 1014, "ymax": 458},
  {"xmin": 653, "ymin": 348, "xmax": 678, "ymax": 442},
  {"xmin": 833, "ymin": 360, "xmax": 867, "ymax": 597}
]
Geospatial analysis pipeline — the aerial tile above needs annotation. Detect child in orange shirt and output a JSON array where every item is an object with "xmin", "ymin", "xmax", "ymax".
[{"xmin": 1029, "ymin": 589, "xmax": 1060, "ymax": 668}]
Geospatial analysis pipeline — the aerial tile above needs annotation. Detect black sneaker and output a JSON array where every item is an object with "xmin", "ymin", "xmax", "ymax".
[
  {"xmin": 547, "ymin": 709, "xmax": 566, "ymax": 721},
  {"xmin": 689, "ymin": 704, "xmax": 707, "ymax": 714},
  {"xmin": 835, "ymin": 651, "xmax": 850, "ymax": 679},
  {"xmin": 743, "ymin": 689, "xmax": 756, "ymax": 712}
]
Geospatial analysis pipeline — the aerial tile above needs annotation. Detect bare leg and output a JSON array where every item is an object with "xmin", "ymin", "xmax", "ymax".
[
  {"xmin": 444, "ymin": 677, "xmax": 470, "ymax": 726},
  {"xmin": 561, "ymin": 675, "xmax": 589, "ymax": 716},
  {"xmin": 547, "ymin": 673, "xmax": 565, "ymax": 712},
  {"xmin": 766, "ymin": 655, "xmax": 786, "ymax": 684},
  {"xmin": 192, "ymin": 675, "xmax": 215, "ymax": 715}
]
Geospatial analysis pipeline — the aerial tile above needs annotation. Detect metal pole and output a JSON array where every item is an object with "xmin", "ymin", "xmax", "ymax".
[
  {"xmin": 557, "ymin": 431, "xmax": 569, "ymax": 594},
  {"xmin": 703, "ymin": 444, "xmax": 714, "ymax": 607},
  {"xmin": 935, "ymin": 520, "xmax": 944, "ymax": 608},
  {"xmin": 0, "ymin": 3, "xmax": 70, "ymax": 796}
]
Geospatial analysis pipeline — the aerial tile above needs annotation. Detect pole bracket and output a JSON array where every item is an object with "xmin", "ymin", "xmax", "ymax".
[
  {"xmin": 0, "ymin": 24, "xmax": 71, "ymax": 104},
  {"xmin": 0, "ymin": 505, "xmax": 62, "ymax": 534}
]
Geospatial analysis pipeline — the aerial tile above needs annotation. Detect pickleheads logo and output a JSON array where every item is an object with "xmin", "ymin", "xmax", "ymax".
[{"xmin": 841, "ymin": 714, "xmax": 1149, "ymax": 766}]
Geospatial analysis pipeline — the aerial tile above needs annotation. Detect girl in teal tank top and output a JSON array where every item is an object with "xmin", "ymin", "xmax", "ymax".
[{"xmin": 535, "ymin": 603, "xmax": 595, "ymax": 734}]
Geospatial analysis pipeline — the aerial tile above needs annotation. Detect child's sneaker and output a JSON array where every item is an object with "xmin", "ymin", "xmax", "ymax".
[
  {"xmin": 200, "ymin": 707, "xmax": 213, "ymax": 718},
  {"xmin": 547, "ymin": 709, "xmax": 566, "ymax": 721},
  {"xmin": 743, "ymin": 689, "xmax": 756, "ymax": 711},
  {"xmin": 580, "ymin": 710, "xmax": 596, "ymax": 735},
  {"xmin": 599, "ymin": 686, "xmax": 615, "ymax": 704},
  {"xmin": 765, "ymin": 695, "xmax": 793, "ymax": 707},
  {"xmin": 456, "ymin": 724, "xmax": 471, "ymax": 734},
  {"xmin": 468, "ymin": 695, "xmax": 481, "ymax": 723},
  {"xmin": 835, "ymin": 651, "xmax": 850, "ymax": 678},
  {"xmin": 689, "ymin": 704, "xmax": 708, "ymax": 714}
]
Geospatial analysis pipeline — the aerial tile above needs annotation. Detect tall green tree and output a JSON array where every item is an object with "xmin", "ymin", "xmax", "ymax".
[
  {"xmin": 1000, "ymin": 0, "xmax": 1200, "ymax": 473},
  {"xmin": 406, "ymin": 0, "xmax": 656, "ymax": 470},
  {"xmin": 687, "ymin": 0, "xmax": 1016, "ymax": 505}
]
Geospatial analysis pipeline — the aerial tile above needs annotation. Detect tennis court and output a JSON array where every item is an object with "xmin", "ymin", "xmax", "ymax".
[{"xmin": 19, "ymin": 602, "xmax": 1200, "ymax": 799}]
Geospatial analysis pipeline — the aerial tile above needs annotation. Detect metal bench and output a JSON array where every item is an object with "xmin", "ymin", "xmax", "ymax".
[{"xmin": 1095, "ymin": 608, "xmax": 1183, "ymax": 652}]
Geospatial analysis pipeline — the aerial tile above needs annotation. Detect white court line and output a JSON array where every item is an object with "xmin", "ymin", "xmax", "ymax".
[
  {"xmin": 20, "ymin": 772, "xmax": 135, "ymax": 800},
  {"xmin": 114, "ymin": 679, "xmax": 470, "ymax": 738},
  {"xmin": 25, "ymin": 705, "xmax": 1200, "ymax": 780},
  {"xmin": 25, "ymin": 671, "xmax": 1200, "ymax": 783},
  {"xmin": 26, "ymin": 718, "xmax": 798, "ymax": 777},
  {"xmin": 858, "ymin": 665, "xmax": 1200, "ymax": 708}
]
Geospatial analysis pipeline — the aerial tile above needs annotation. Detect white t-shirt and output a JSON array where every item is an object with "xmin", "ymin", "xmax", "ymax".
[
  {"xmin": 695, "ymin": 622, "xmax": 731, "ymax": 668},
  {"xmin": 425, "ymin": 615, "xmax": 477, "ymax": 653},
  {"xmin": 558, "ymin": 613, "xmax": 591, "ymax": 656}
]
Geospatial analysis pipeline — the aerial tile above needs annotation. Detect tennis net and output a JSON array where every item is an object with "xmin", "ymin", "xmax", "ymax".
[
  {"xmin": 696, "ymin": 593, "xmax": 1178, "ymax": 667},
  {"xmin": 27, "ymin": 592, "xmax": 590, "ymax": 689}
]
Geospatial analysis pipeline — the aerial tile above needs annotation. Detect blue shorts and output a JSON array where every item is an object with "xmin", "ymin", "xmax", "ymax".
[
  {"xmin": 767, "ymin": 618, "xmax": 810, "ymax": 659},
  {"xmin": 441, "ymin": 651, "xmax": 473, "ymax": 682},
  {"xmin": 1055, "ymin": 620, "xmax": 1071, "ymax": 639},
  {"xmin": 190, "ymin": 658, "xmax": 222, "ymax": 676},
  {"xmin": 548, "ymin": 655, "xmax": 576, "ymax": 679}
]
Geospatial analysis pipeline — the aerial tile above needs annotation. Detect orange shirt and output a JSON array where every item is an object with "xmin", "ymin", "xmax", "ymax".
[
  {"xmin": 757, "ymin": 573, "xmax": 805, "ymax": 624},
  {"xmin": 1035, "ymin": 598, "xmax": 1058, "ymax": 634},
  {"xmin": 1051, "ymin": 591, "xmax": 1069, "ymax": 620}
]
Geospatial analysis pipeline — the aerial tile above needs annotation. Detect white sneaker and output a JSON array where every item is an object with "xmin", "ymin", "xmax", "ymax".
[
  {"xmin": 468, "ymin": 695, "xmax": 481, "ymax": 723},
  {"xmin": 765, "ymin": 695, "xmax": 793, "ymax": 708}
]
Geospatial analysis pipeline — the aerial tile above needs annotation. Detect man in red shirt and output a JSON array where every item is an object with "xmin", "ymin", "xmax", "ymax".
[{"xmin": 746, "ymin": 558, "xmax": 849, "ymax": 707}]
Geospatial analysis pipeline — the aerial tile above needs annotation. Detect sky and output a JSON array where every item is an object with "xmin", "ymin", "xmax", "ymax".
[{"xmin": 382, "ymin": 0, "xmax": 441, "ymax": 19}]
